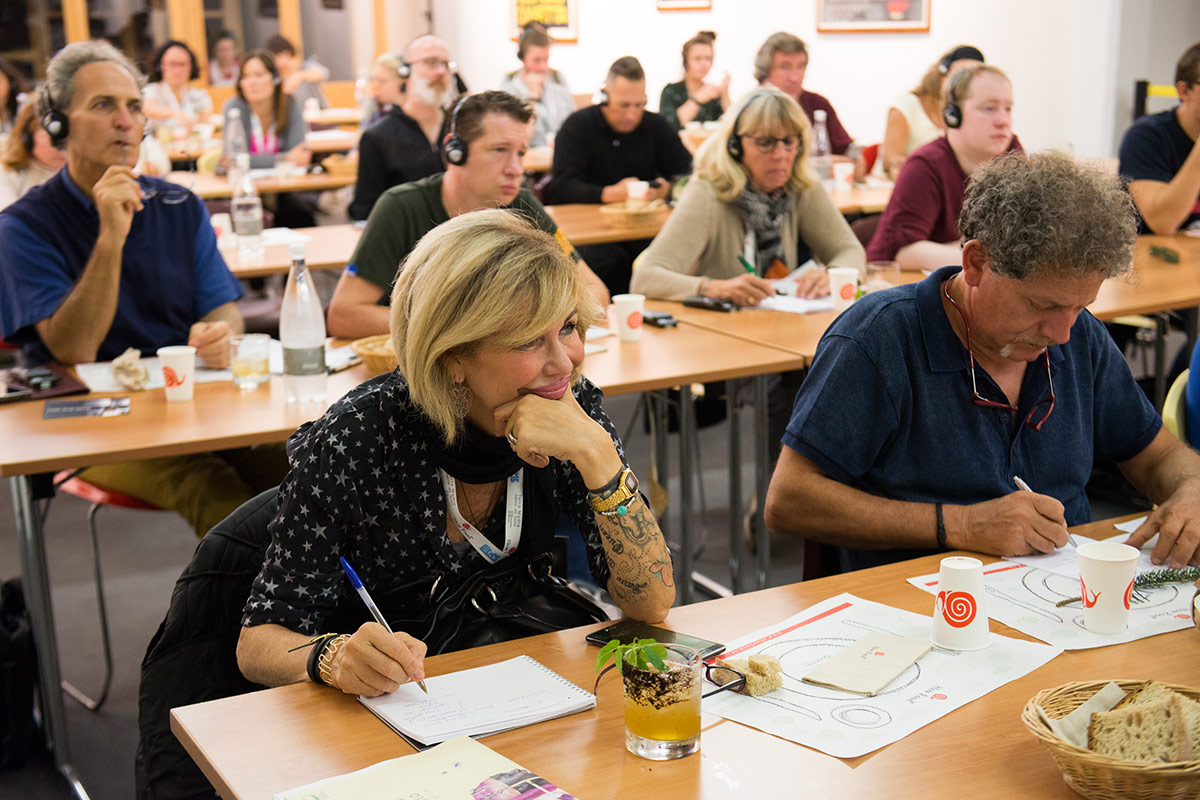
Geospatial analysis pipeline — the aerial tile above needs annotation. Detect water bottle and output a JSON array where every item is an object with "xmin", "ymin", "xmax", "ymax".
[
  {"xmin": 354, "ymin": 67, "xmax": 372, "ymax": 129},
  {"xmin": 280, "ymin": 243, "xmax": 327, "ymax": 404},
  {"xmin": 225, "ymin": 107, "xmax": 248, "ymax": 179},
  {"xmin": 811, "ymin": 109, "xmax": 833, "ymax": 183},
  {"xmin": 231, "ymin": 153, "xmax": 263, "ymax": 264}
]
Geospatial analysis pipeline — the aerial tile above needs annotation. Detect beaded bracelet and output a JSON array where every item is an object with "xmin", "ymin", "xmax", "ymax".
[{"xmin": 317, "ymin": 633, "xmax": 353, "ymax": 687}]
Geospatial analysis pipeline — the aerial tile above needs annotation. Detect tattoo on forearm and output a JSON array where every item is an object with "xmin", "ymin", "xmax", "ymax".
[
  {"xmin": 649, "ymin": 557, "xmax": 673, "ymax": 588},
  {"xmin": 611, "ymin": 573, "xmax": 648, "ymax": 596}
]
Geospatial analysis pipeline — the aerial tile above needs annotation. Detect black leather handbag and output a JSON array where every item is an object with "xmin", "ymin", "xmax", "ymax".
[{"xmin": 368, "ymin": 552, "xmax": 609, "ymax": 656}]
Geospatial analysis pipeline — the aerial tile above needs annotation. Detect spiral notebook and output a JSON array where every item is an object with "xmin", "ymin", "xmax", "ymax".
[{"xmin": 358, "ymin": 655, "xmax": 595, "ymax": 748}]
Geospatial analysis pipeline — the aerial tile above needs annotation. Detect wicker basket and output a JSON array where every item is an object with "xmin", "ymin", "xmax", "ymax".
[
  {"xmin": 1021, "ymin": 680, "xmax": 1200, "ymax": 800},
  {"xmin": 599, "ymin": 201, "xmax": 669, "ymax": 228},
  {"xmin": 350, "ymin": 334, "xmax": 397, "ymax": 375}
]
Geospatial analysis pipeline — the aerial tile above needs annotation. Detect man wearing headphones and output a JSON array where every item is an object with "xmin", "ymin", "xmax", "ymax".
[
  {"xmin": 328, "ymin": 90, "xmax": 608, "ymax": 339},
  {"xmin": 0, "ymin": 41, "xmax": 283, "ymax": 537},
  {"xmin": 543, "ymin": 56, "xmax": 693, "ymax": 295},
  {"xmin": 349, "ymin": 35, "xmax": 456, "ymax": 221},
  {"xmin": 867, "ymin": 65, "xmax": 1021, "ymax": 271}
]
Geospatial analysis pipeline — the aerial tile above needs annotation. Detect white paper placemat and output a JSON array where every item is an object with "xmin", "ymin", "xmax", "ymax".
[{"xmin": 704, "ymin": 593, "xmax": 1060, "ymax": 758}]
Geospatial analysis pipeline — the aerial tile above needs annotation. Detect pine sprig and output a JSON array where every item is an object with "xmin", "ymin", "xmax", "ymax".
[{"xmin": 1055, "ymin": 566, "xmax": 1200, "ymax": 607}]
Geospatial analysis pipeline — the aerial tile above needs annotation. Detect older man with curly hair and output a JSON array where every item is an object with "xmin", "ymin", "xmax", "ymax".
[{"xmin": 766, "ymin": 152, "xmax": 1200, "ymax": 573}]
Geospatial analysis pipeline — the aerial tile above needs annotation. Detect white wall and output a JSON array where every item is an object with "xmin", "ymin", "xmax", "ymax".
[{"xmin": 431, "ymin": 0, "xmax": 1195, "ymax": 159}]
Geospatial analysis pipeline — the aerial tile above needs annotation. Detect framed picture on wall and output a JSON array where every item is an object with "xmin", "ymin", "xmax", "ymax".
[
  {"xmin": 657, "ymin": 0, "xmax": 713, "ymax": 9},
  {"xmin": 816, "ymin": 0, "xmax": 931, "ymax": 33},
  {"xmin": 513, "ymin": 0, "xmax": 578, "ymax": 43}
]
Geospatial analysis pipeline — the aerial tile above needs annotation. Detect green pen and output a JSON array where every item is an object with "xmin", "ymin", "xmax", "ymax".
[{"xmin": 738, "ymin": 255, "xmax": 785, "ymax": 295}]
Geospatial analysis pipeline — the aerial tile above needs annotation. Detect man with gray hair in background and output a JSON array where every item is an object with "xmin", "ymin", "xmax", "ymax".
[
  {"xmin": 766, "ymin": 153, "xmax": 1200, "ymax": 573},
  {"xmin": 0, "ymin": 41, "xmax": 285, "ymax": 537},
  {"xmin": 350, "ymin": 34, "xmax": 457, "ymax": 221}
]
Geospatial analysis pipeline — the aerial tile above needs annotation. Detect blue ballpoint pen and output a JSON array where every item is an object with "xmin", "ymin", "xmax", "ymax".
[{"xmin": 339, "ymin": 557, "xmax": 428, "ymax": 693}]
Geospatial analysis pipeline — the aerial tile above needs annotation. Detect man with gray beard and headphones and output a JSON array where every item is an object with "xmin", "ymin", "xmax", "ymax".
[{"xmin": 349, "ymin": 35, "xmax": 457, "ymax": 221}]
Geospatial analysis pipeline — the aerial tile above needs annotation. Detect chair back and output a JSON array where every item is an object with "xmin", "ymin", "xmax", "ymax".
[
  {"xmin": 1163, "ymin": 368, "xmax": 1189, "ymax": 442},
  {"xmin": 135, "ymin": 487, "xmax": 278, "ymax": 800}
]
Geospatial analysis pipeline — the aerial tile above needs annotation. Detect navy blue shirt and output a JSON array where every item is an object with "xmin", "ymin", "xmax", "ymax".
[
  {"xmin": 783, "ymin": 266, "xmax": 1162, "ymax": 571},
  {"xmin": 1118, "ymin": 108, "xmax": 1200, "ymax": 233},
  {"xmin": 0, "ymin": 169, "xmax": 242, "ymax": 364}
]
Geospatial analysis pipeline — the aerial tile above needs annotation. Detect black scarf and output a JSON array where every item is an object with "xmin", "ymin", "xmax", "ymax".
[
  {"xmin": 733, "ymin": 185, "xmax": 795, "ymax": 274},
  {"xmin": 426, "ymin": 419, "xmax": 526, "ymax": 484}
]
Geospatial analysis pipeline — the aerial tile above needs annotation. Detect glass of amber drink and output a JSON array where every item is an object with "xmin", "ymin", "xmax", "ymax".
[{"xmin": 622, "ymin": 644, "xmax": 701, "ymax": 760}]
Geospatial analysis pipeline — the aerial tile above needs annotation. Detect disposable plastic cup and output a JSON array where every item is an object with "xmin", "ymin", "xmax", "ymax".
[{"xmin": 612, "ymin": 294, "xmax": 645, "ymax": 342}]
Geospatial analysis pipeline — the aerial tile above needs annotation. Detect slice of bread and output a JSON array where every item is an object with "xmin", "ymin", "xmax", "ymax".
[
  {"xmin": 1088, "ymin": 695, "xmax": 1194, "ymax": 762},
  {"xmin": 1114, "ymin": 680, "xmax": 1178, "ymax": 710}
]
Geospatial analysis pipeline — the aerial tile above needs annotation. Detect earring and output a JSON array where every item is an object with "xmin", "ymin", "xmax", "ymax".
[{"xmin": 451, "ymin": 380, "xmax": 471, "ymax": 418}]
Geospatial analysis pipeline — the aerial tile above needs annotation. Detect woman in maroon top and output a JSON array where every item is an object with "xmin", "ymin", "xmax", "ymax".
[{"xmin": 868, "ymin": 65, "xmax": 1021, "ymax": 271}]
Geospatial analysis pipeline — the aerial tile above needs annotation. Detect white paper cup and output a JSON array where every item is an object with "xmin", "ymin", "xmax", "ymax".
[
  {"xmin": 157, "ymin": 346, "xmax": 196, "ymax": 402},
  {"xmin": 611, "ymin": 293, "xmax": 646, "ymax": 342},
  {"xmin": 210, "ymin": 212, "xmax": 232, "ymax": 239},
  {"xmin": 832, "ymin": 160, "xmax": 854, "ymax": 190},
  {"xmin": 1077, "ymin": 541, "xmax": 1139, "ymax": 634},
  {"xmin": 626, "ymin": 180, "xmax": 649, "ymax": 209},
  {"xmin": 931, "ymin": 556, "xmax": 990, "ymax": 650},
  {"xmin": 828, "ymin": 267, "xmax": 859, "ymax": 313}
]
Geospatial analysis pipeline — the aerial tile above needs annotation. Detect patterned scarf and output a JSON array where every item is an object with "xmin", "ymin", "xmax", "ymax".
[{"xmin": 733, "ymin": 185, "xmax": 794, "ymax": 275}]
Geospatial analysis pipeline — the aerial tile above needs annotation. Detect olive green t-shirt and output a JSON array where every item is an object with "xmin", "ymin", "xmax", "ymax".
[{"xmin": 347, "ymin": 172, "xmax": 576, "ymax": 300}]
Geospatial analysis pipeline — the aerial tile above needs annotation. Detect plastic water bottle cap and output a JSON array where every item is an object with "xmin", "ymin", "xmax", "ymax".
[
  {"xmin": 236, "ymin": 152, "xmax": 250, "ymax": 169},
  {"xmin": 290, "ymin": 242, "xmax": 307, "ymax": 261},
  {"xmin": 814, "ymin": 109, "xmax": 827, "ymax": 121}
]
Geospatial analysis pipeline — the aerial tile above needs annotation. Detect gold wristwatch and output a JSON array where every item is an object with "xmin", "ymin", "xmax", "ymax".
[{"xmin": 588, "ymin": 467, "xmax": 640, "ymax": 514}]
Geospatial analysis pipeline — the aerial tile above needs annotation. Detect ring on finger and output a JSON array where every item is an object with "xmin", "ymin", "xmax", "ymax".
[{"xmin": 505, "ymin": 431, "xmax": 518, "ymax": 447}]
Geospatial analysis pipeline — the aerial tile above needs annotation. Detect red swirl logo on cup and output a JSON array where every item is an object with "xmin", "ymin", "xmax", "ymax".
[
  {"xmin": 162, "ymin": 366, "xmax": 187, "ymax": 388},
  {"xmin": 1122, "ymin": 578, "xmax": 1134, "ymax": 610},
  {"xmin": 839, "ymin": 283, "xmax": 856, "ymax": 301},
  {"xmin": 1080, "ymin": 577, "xmax": 1101, "ymax": 609},
  {"xmin": 626, "ymin": 310, "xmax": 643, "ymax": 330},
  {"xmin": 936, "ymin": 590, "xmax": 976, "ymax": 628}
]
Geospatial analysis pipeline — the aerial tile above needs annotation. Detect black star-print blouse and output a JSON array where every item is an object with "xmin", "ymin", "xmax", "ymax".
[{"xmin": 242, "ymin": 370, "xmax": 622, "ymax": 635}]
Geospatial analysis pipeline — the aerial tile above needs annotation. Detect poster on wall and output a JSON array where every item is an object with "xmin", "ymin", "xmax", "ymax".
[
  {"xmin": 513, "ymin": 0, "xmax": 578, "ymax": 43},
  {"xmin": 817, "ymin": 0, "xmax": 931, "ymax": 33},
  {"xmin": 657, "ymin": 0, "xmax": 714, "ymax": 10}
]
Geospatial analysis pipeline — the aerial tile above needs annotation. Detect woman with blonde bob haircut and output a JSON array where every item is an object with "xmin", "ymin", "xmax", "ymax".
[
  {"xmin": 632, "ymin": 87, "xmax": 863, "ymax": 305},
  {"xmin": 238, "ymin": 210, "xmax": 674, "ymax": 697}
]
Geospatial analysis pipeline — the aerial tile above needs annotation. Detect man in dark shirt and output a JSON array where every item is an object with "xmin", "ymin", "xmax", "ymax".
[
  {"xmin": 754, "ymin": 32, "xmax": 866, "ymax": 180},
  {"xmin": 328, "ymin": 91, "xmax": 608, "ymax": 339},
  {"xmin": 348, "ymin": 35, "xmax": 454, "ymax": 221},
  {"xmin": 1119, "ymin": 42, "xmax": 1200, "ymax": 234},
  {"xmin": 544, "ymin": 56, "xmax": 692, "ymax": 295}
]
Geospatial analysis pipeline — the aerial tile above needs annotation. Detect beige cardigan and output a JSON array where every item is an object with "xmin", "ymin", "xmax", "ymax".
[{"xmin": 630, "ymin": 176, "xmax": 865, "ymax": 300}]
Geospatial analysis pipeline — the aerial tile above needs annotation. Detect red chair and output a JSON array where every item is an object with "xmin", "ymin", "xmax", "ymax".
[{"xmin": 53, "ymin": 470, "xmax": 164, "ymax": 711}]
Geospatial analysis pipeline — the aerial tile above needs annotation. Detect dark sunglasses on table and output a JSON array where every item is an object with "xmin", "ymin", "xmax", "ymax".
[
  {"xmin": 746, "ymin": 134, "xmax": 800, "ymax": 154},
  {"xmin": 942, "ymin": 279, "xmax": 1055, "ymax": 431},
  {"xmin": 592, "ymin": 661, "xmax": 748, "ymax": 697}
]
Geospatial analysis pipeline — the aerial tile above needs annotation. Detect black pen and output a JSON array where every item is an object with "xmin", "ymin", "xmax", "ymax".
[{"xmin": 339, "ymin": 557, "xmax": 427, "ymax": 693}]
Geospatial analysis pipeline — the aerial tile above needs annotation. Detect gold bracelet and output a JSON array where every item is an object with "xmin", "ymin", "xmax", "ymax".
[
  {"xmin": 597, "ymin": 492, "xmax": 641, "ymax": 517},
  {"xmin": 317, "ymin": 633, "xmax": 352, "ymax": 688}
]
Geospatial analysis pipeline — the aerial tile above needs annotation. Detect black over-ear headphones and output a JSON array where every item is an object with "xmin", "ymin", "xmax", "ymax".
[
  {"xmin": 942, "ymin": 67, "xmax": 971, "ymax": 129},
  {"xmin": 41, "ymin": 86, "xmax": 70, "ymax": 147},
  {"xmin": 441, "ymin": 95, "xmax": 470, "ymax": 166},
  {"xmin": 726, "ymin": 90, "xmax": 774, "ymax": 162}
]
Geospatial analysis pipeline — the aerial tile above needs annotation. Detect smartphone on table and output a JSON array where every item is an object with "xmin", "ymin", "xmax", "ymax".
[{"xmin": 585, "ymin": 619, "xmax": 725, "ymax": 659}]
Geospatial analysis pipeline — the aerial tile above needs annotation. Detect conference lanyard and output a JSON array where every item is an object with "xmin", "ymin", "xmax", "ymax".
[{"xmin": 439, "ymin": 468, "xmax": 523, "ymax": 563}]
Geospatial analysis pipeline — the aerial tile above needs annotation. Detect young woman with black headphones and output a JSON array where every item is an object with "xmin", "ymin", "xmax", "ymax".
[
  {"xmin": 142, "ymin": 40, "xmax": 213, "ymax": 138},
  {"xmin": 0, "ymin": 101, "xmax": 66, "ymax": 210}
]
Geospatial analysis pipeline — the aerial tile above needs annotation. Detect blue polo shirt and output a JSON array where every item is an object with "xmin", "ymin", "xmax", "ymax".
[
  {"xmin": 1118, "ymin": 108, "xmax": 1200, "ymax": 233},
  {"xmin": 0, "ymin": 169, "xmax": 242, "ymax": 364},
  {"xmin": 783, "ymin": 266, "xmax": 1162, "ymax": 571}
]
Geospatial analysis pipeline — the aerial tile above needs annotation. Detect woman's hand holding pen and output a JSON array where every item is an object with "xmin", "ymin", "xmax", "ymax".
[
  {"xmin": 702, "ymin": 273, "xmax": 774, "ymax": 306},
  {"xmin": 791, "ymin": 267, "xmax": 830, "ymax": 300},
  {"xmin": 325, "ymin": 622, "xmax": 427, "ymax": 697}
]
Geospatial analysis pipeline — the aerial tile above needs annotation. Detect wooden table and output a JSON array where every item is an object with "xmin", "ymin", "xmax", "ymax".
[
  {"xmin": 171, "ymin": 515, "xmax": 1198, "ymax": 800},
  {"xmin": 166, "ymin": 131, "xmax": 359, "ymax": 164},
  {"xmin": 303, "ymin": 107, "xmax": 363, "ymax": 127},
  {"xmin": 523, "ymin": 146, "xmax": 553, "ymax": 173},
  {"xmin": 171, "ymin": 170, "xmax": 356, "ymax": 200},
  {"xmin": 222, "ymin": 224, "xmax": 361, "ymax": 279}
]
